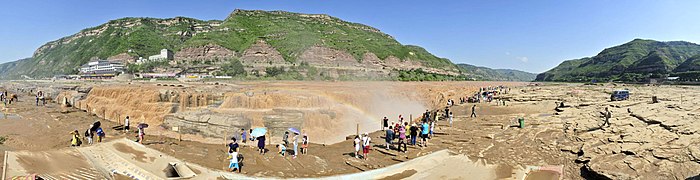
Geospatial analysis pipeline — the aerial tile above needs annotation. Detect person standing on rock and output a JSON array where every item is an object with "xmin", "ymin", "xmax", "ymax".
[
  {"xmin": 240, "ymin": 129, "xmax": 247, "ymax": 147},
  {"xmin": 292, "ymin": 132, "xmax": 299, "ymax": 159},
  {"xmin": 228, "ymin": 137, "xmax": 239, "ymax": 154},
  {"xmin": 257, "ymin": 135, "xmax": 266, "ymax": 155},
  {"xmin": 603, "ymin": 107, "xmax": 612, "ymax": 127},
  {"xmin": 96, "ymin": 127, "xmax": 105, "ymax": 143},
  {"xmin": 71, "ymin": 130, "xmax": 82, "ymax": 147},
  {"xmin": 471, "ymin": 105, "xmax": 477, "ymax": 118},
  {"xmin": 283, "ymin": 131, "xmax": 289, "ymax": 146},
  {"xmin": 354, "ymin": 135, "xmax": 361, "ymax": 159},
  {"xmin": 85, "ymin": 125, "xmax": 94, "ymax": 145},
  {"xmin": 382, "ymin": 117, "xmax": 389, "ymax": 130},
  {"xmin": 448, "ymin": 112, "xmax": 454, "ymax": 127},
  {"xmin": 398, "ymin": 122, "xmax": 407, "ymax": 153},
  {"xmin": 409, "ymin": 123, "xmax": 418, "ymax": 146},
  {"xmin": 301, "ymin": 133, "xmax": 309, "ymax": 154},
  {"xmin": 362, "ymin": 133, "xmax": 371, "ymax": 160},
  {"xmin": 385, "ymin": 125, "xmax": 394, "ymax": 150},
  {"xmin": 124, "ymin": 116, "xmax": 130, "ymax": 133},
  {"xmin": 421, "ymin": 121, "xmax": 430, "ymax": 147},
  {"xmin": 137, "ymin": 124, "xmax": 145, "ymax": 144}
]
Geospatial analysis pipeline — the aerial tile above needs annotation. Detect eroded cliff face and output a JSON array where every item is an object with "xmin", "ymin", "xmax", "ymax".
[
  {"xmin": 174, "ymin": 44, "xmax": 236, "ymax": 64},
  {"xmin": 53, "ymin": 81, "xmax": 523, "ymax": 144}
]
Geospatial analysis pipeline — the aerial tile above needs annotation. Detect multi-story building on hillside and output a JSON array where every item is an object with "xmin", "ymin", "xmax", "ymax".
[
  {"xmin": 148, "ymin": 49, "xmax": 174, "ymax": 61},
  {"xmin": 79, "ymin": 60, "xmax": 125, "ymax": 79}
]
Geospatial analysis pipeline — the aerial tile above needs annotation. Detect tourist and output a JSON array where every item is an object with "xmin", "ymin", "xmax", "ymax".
[
  {"xmin": 429, "ymin": 120, "xmax": 435, "ymax": 138},
  {"xmin": 96, "ymin": 127, "xmax": 105, "ymax": 143},
  {"xmin": 471, "ymin": 105, "xmax": 477, "ymax": 118},
  {"xmin": 70, "ymin": 130, "xmax": 82, "ymax": 147},
  {"xmin": 398, "ymin": 122, "xmax": 407, "ymax": 153},
  {"xmin": 362, "ymin": 133, "xmax": 371, "ymax": 160},
  {"xmin": 421, "ymin": 121, "xmax": 429, "ymax": 147},
  {"xmin": 445, "ymin": 106, "xmax": 450, "ymax": 119},
  {"xmin": 84, "ymin": 125, "xmax": 94, "ymax": 145},
  {"xmin": 228, "ymin": 137, "xmax": 239, "ymax": 154},
  {"xmin": 382, "ymin": 117, "xmax": 389, "ymax": 130},
  {"xmin": 409, "ymin": 123, "xmax": 418, "ymax": 146},
  {"xmin": 603, "ymin": 107, "xmax": 612, "ymax": 127},
  {"xmin": 240, "ymin": 129, "xmax": 247, "ymax": 147},
  {"xmin": 385, "ymin": 125, "xmax": 394, "ymax": 150},
  {"xmin": 424, "ymin": 110, "xmax": 431, "ymax": 122},
  {"xmin": 448, "ymin": 112, "xmax": 454, "ymax": 127},
  {"xmin": 124, "ymin": 116, "xmax": 130, "ymax": 133},
  {"xmin": 301, "ymin": 133, "xmax": 309, "ymax": 154},
  {"xmin": 354, "ymin": 135, "xmax": 361, "ymax": 159},
  {"xmin": 137, "ymin": 124, "xmax": 145, "ymax": 144},
  {"xmin": 228, "ymin": 151, "xmax": 240, "ymax": 173},
  {"xmin": 292, "ymin": 132, "xmax": 299, "ymax": 159},
  {"xmin": 276, "ymin": 144, "xmax": 286, "ymax": 157},
  {"xmin": 283, "ymin": 131, "xmax": 289, "ymax": 146},
  {"xmin": 257, "ymin": 135, "xmax": 266, "ymax": 155}
]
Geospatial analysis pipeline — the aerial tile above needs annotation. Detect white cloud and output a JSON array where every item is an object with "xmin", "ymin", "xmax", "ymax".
[
  {"xmin": 505, "ymin": 52, "xmax": 511, "ymax": 56},
  {"xmin": 516, "ymin": 56, "xmax": 529, "ymax": 63}
]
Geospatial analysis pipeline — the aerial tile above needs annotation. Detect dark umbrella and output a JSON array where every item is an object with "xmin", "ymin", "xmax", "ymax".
[
  {"xmin": 137, "ymin": 123, "xmax": 149, "ymax": 129},
  {"xmin": 91, "ymin": 121, "xmax": 101, "ymax": 131}
]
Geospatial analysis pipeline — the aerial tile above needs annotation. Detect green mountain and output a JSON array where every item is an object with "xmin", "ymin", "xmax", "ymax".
[
  {"xmin": 0, "ymin": 9, "xmax": 460, "ymax": 79},
  {"xmin": 536, "ymin": 39, "xmax": 700, "ymax": 82},
  {"xmin": 457, "ymin": 64, "xmax": 536, "ymax": 81}
]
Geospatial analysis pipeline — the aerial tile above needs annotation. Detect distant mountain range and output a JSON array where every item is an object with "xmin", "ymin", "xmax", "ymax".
[
  {"xmin": 537, "ymin": 39, "xmax": 700, "ymax": 82},
  {"xmin": 457, "ymin": 64, "xmax": 536, "ymax": 82},
  {"xmin": 0, "ymin": 9, "xmax": 532, "ymax": 81}
]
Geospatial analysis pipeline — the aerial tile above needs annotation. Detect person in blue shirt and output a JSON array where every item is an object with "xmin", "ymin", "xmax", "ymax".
[{"xmin": 421, "ymin": 122, "xmax": 430, "ymax": 147}]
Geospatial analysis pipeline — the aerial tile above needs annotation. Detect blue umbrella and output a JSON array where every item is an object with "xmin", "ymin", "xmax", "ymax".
[
  {"xmin": 251, "ymin": 127, "xmax": 267, "ymax": 137},
  {"xmin": 288, "ymin": 127, "xmax": 300, "ymax": 134}
]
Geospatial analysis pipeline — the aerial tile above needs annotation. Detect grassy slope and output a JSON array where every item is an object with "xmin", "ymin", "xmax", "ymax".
[
  {"xmin": 0, "ymin": 10, "xmax": 461, "ymax": 79},
  {"xmin": 537, "ymin": 39, "xmax": 700, "ymax": 82}
]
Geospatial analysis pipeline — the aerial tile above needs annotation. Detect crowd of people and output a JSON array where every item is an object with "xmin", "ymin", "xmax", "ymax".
[
  {"xmin": 226, "ymin": 128, "xmax": 310, "ymax": 173},
  {"xmin": 69, "ymin": 116, "xmax": 147, "ymax": 147}
]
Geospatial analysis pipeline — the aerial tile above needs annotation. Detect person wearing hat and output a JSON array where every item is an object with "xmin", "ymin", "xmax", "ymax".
[
  {"xmin": 70, "ymin": 130, "xmax": 82, "ymax": 147},
  {"xmin": 362, "ymin": 132, "xmax": 371, "ymax": 160}
]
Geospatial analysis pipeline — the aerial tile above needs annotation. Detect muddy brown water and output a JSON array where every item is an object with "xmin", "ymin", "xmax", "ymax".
[
  {"xmin": 525, "ymin": 170, "xmax": 560, "ymax": 180},
  {"xmin": 377, "ymin": 169, "xmax": 418, "ymax": 180},
  {"xmin": 113, "ymin": 142, "xmax": 153, "ymax": 163}
]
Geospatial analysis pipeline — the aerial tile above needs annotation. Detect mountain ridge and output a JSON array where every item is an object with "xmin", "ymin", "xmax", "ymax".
[
  {"xmin": 536, "ymin": 39, "xmax": 700, "ymax": 82},
  {"xmin": 0, "ymin": 9, "xmax": 531, "ymax": 81}
]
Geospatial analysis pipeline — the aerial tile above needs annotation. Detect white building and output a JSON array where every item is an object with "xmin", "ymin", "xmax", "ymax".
[
  {"xmin": 79, "ymin": 60, "xmax": 125, "ymax": 75},
  {"xmin": 148, "ymin": 49, "xmax": 174, "ymax": 61}
]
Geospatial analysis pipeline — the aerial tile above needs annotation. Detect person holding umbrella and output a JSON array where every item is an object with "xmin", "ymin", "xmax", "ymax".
[
  {"xmin": 137, "ymin": 122, "xmax": 148, "ymax": 144},
  {"xmin": 251, "ymin": 128, "xmax": 267, "ymax": 155},
  {"xmin": 292, "ymin": 132, "xmax": 299, "ymax": 159}
]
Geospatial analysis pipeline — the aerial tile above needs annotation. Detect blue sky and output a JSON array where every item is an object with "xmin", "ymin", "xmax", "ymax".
[{"xmin": 1, "ymin": 0, "xmax": 699, "ymax": 73}]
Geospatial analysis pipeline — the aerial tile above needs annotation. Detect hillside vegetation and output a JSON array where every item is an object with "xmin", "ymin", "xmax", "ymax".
[
  {"xmin": 457, "ymin": 64, "xmax": 535, "ymax": 81},
  {"xmin": 0, "ymin": 10, "xmax": 457, "ymax": 79},
  {"xmin": 537, "ymin": 39, "xmax": 700, "ymax": 82}
]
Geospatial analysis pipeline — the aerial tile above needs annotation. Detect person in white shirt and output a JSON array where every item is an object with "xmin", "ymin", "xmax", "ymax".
[
  {"xmin": 124, "ymin": 116, "xmax": 130, "ymax": 133},
  {"xmin": 362, "ymin": 133, "xmax": 371, "ymax": 160}
]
